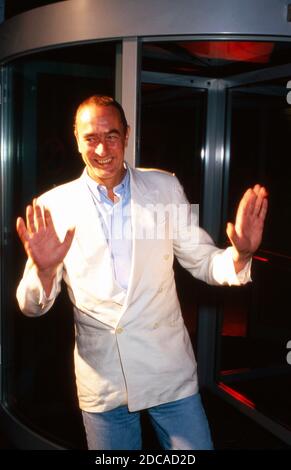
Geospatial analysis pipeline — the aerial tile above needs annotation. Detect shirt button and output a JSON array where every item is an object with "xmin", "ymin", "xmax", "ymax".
[
  {"xmin": 164, "ymin": 254, "xmax": 170, "ymax": 260},
  {"xmin": 158, "ymin": 287, "xmax": 163, "ymax": 293},
  {"xmin": 116, "ymin": 327, "xmax": 124, "ymax": 334},
  {"xmin": 153, "ymin": 322, "xmax": 159, "ymax": 329}
]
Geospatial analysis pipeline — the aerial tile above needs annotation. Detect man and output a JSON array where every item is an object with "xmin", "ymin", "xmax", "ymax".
[{"xmin": 16, "ymin": 95, "xmax": 268, "ymax": 450}]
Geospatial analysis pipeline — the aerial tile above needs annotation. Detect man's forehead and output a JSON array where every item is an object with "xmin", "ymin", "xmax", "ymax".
[
  {"xmin": 78, "ymin": 107, "xmax": 92, "ymax": 124},
  {"xmin": 78, "ymin": 104, "xmax": 119, "ymax": 124}
]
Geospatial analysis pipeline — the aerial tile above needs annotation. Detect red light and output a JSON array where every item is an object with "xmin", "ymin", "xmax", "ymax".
[
  {"xmin": 220, "ymin": 368, "xmax": 250, "ymax": 376},
  {"xmin": 180, "ymin": 41, "xmax": 274, "ymax": 64},
  {"xmin": 218, "ymin": 382, "xmax": 255, "ymax": 409},
  {"xmin": 253, "ymin": 255, "xmax": 269, "ymax": 262}
]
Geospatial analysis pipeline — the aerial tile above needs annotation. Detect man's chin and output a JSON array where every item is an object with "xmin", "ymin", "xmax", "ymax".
[{"xmin": 88, "ymin": 168, "xmax": 115, "ymax": 183}]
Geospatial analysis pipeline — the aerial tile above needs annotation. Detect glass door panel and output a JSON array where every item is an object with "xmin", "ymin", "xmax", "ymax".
[
  {"xmin": 217, "ymin": 78, "xmax": 291, "ymax": 431},
  {"xmin": 2, "ymin": 41, "xmax": 117, "ymax": 448}
]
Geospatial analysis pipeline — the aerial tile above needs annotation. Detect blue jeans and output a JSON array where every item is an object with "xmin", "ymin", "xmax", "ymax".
[{"xmin": 82, "ymin": 393, "xmax": 213, "ymax": 450}]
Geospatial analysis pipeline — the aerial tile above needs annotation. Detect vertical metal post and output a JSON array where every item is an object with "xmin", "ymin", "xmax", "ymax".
[
  {"xmin": 114, "ymin": 42, "xmax": 122, "ymax": 103},
  {"xmin": 0, "ymin": 63, "xmax": 14, "ymax": 403},
  {"xmin": 202, "ymin": 79, "xmax": 227, "ymax": 241},
  {"xmin": 0, "ymin": 0, "xmax": 4, "ymax": 24},
  {"xmin": 197, "ymin": 79, "xmax": 227, "ymax": 387},
  {"xmin": 120, "ymin": 38, "xmax": 140, "ymax": 167}
]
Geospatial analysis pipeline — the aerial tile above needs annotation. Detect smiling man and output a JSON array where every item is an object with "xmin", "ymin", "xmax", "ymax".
[
  {"xmin": 16, "ymin": 95, "xmax": 268, "ymax": 450},
  {"xmin": 74, "ymin": 97, "xmax": 129, "ymax": 201}
]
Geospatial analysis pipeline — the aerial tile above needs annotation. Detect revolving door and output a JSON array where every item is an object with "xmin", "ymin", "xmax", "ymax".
[{"xmin": 1, "ymin": 0, "xmax": 291, "ymax": 449}]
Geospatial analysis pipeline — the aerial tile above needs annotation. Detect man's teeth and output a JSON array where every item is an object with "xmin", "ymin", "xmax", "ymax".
[{"xmin": 97, "ymin": 158, "xmax": 112, "ymax": 165}]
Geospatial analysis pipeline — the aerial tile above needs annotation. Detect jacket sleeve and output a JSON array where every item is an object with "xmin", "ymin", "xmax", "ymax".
[
  {"xmin": 16, "ymin": 258, "xmax": 63, "ymax": 316},
  {"xmin": 172, "ymin": 176, "xmax": 251, "ymax": 286}
]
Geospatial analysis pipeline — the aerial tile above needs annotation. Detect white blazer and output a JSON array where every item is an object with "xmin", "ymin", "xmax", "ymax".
[{"xmin": 17, "ymin": 166, "xmax": 251, "ymax": 412}]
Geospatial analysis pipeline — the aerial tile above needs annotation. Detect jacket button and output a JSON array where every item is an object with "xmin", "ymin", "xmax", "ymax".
[{"xmin": 116, "ymin": 327, "xmax": 123, "ymax": 334}]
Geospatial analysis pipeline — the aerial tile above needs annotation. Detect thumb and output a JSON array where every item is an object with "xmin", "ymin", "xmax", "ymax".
[
  {"xmin": 63, "ymin": 227, "xmax": 75, "ymax": 249},
  {"xmin": 226, "ymin": 222, "xmax": 236, "ymax": 245}
]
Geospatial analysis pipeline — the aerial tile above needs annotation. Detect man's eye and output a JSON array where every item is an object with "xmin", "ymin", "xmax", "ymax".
[{"xmin": 106, "ymin": 135, "xmax": 119, "ymax": 143}]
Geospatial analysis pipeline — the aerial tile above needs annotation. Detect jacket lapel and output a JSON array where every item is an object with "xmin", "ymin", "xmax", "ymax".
[
  {"xmin": 122, "ymin": 166, "xmax": 159, "ymax": 310},
  {"xmin": 73, "ymin": 172, "xmax": 109, "ymax": 260}
]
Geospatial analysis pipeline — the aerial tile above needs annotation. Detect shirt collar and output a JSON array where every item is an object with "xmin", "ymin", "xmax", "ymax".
[{"xmin": 84, "ymin": 164, "xmax": 130, "ymax": 202}]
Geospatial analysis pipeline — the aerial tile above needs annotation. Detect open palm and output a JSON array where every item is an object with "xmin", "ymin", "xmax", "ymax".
[
  {"xmin": 16, "ymin": 201, "xmax": 75, "ymax": 274},
  {"xmin": 226, "ymin": 184, "xmax": 268, "ymax": 261}
]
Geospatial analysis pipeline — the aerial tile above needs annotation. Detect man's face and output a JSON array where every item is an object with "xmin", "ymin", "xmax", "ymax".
[{"xmin": 75, "ymin": 103, "xmax": 129, "ymax": 187}]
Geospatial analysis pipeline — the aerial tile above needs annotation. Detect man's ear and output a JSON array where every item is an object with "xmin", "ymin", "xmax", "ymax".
[
  {"xmin": 125, "ymin": 126, "xmax": 130, "ymax": 147},
  {"xmin": 74, "ymin": 129, "xmax": 81, "ymax": 153}
]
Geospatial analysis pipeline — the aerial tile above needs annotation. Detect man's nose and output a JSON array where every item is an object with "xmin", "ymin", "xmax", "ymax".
[{"xmin": 95, "ymin": 141, "xmax": 107, "ymax": 157}]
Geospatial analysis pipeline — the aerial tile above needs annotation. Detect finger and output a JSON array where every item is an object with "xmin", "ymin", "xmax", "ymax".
[
  {"xmin": 259, "ymin": 186, "xmax": 268, "ymax": 198},
  {"xmin": 34, "ymin": 203, "xmax": 45, "ymax": 230},
  {"xmin": 252, "ymin": 184, "xmax": 261, "ymax": 196},
  {"xmin": 253, "ymin": 187, "xmax": 268, "ymax": 217},
  {"xmin": 226, "ymin": 222, "xmax": 237, "ymax": 245},
  {"xmin": 26, "ymin": 205, "xmax": 36, "ymax": 233},
  {"xmin": 62, "ymin": 227, "xmax": 75, "ymax": 256},
  {"xmin": 252, "ymin": 184, "xmax": 268, "ymax": 198},
  {"xmin": 258, "ymin": 198, "xmax": 268, "ymax": 221},
  {"xmin": 237, "ymin": 188, "xmax": 256, "ymax": 217},
  {"xmin": 63, "ymin": 227, "xmax": 75, "ymax": 247},
  {"xmin": 16, "ymin": 217, "xmax": 30, "ymax": 244},
  {"xmin": 44, "ymin": 207, "xmax": 57, "ymax": 233}
]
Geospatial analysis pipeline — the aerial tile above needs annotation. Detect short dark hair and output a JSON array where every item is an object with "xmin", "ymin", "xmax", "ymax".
[{"xmin": 74, "ymin": 95, "xmax": 128, "ymax": 134}]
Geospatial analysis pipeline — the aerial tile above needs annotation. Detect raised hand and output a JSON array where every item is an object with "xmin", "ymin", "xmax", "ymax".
[
  {"xmin": 226, "ymin": 184, "xmax": 268, "ymax": 272},
  {"xmin": 16, "ymin": 200, "xmax": 75, "ymax": 295}
]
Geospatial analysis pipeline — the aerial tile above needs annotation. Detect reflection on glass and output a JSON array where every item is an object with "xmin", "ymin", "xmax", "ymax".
[
  {"xmin": 218, "ymin": 82, "xmax": 291, "ymax": 430},
  {"xmin": 142, "ymin": 41, "xmax": 291, "ymax": 77}
]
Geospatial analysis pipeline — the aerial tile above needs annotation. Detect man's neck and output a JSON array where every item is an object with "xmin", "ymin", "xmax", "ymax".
[{"xmin": 87, "ymin": 167, "xmax": 127, "ymax": 202}]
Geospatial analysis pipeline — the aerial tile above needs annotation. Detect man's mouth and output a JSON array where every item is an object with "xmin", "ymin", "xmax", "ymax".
[{"xmin": 95, "ymin": 157, "xmax": 113, "ymax": 165}]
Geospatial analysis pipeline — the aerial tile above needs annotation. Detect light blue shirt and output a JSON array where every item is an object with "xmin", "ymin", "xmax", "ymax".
[{"xmin": 85, "ymin": 168, "xmax": 132, "ymax": 290}]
